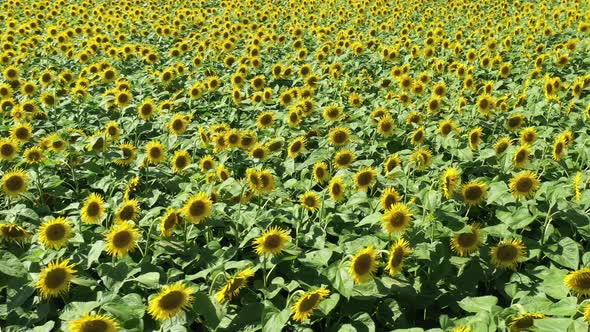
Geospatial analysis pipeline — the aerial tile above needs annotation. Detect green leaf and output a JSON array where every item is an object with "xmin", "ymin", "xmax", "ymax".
[
  {"xmin": 31, "ymin": 321, "xmax": 55, "ymax": 332},
  {"xmin": 300, "ymin": 248, "xmax": 333, "ymax": 268},
  {"xmin": 87, "ymin": 240, "xmax": 105, "ymax": 268},
  {"xmin": 544, "ymin": 237, "xmax": 579, "ymax": 270},
  {"xmin": 533, "ymin": 318, "xmax": 572, "ymax": 332},
  {"xmin": 193, "ymin": 291, "xmax": 220, "ymax": 329},
  {"xmin": 496, "ymin": 207, "xmax": 537, "ymax": 230},
  {"xmin": 0, "ymin": 251, "xmax": 27, "ymax": 278},
  {"xmin": 458, "ymin": 296, "xmax": 498, "ymax": 313},
  {"xmin": 330, "ymin": 265, "xmax": 353, "ymax": 300},
  {"xmin": 133, "ymin": 272, "xmax": 161, "ymax": 289},
  {"xmin": 262, "ymin": 308, "xmax": 290, "ymax": 332},
  {"xmin": 102, "ymin": 293, "xmax": 146, "ymax": 321}
]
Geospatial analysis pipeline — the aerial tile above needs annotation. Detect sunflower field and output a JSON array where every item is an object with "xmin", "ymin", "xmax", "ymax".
[{"xmin": 1, "ymin": 0, "xmax": 590, "ymax": 331}]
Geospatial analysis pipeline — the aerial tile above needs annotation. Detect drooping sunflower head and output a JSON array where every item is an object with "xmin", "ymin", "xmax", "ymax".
[
  {"xmin": 36, "ymin": 259, "xmax": 77, "ymax": 299},
  {"xmin": 564, "ymin": 267, "xmax": 590, "ymax": 297},
  {"xmin": 354, "ymin": 167, "xmax": 377, "ymax": 192},
  {"xmin": 441, "ymin": 167, "xmax": 461, "ymax": 199},
  {"xmin": 291, "ymin": 288, "xmax": 331, "ymax": 322},
  {"xmin": 182, "ymin": 192, "xmax": 213, "ymax": 224},
  {"xmin": 148, "ymin": 282, "xmax": 194, "ymax": 321},
  {"xmin": 254, "ymin": 226, "xmax": 290, "ymax": 256},
  {"xmin": 0, "ymin": 223, "xmax": 30, "ymax": 243},
  {"xmin": 216, "ymin": 268, "xmax": 255, "ymax": 303},
  {"xmin": 81, "ymin": 193, "xmax": 105, "ymax": 224},
  {"xmin": 410, "ymin": 147, "xmax": 432, "ymax": 170},
  {"xmin": 115, "ymin": 199, "xmax": 140, "ymax": 223},
  {"xmin": 114, "ymin": 143, "xmax": 137, "ymax": 166},
  {"xmin": 38, "ymin": 217, "xmax": 73, "ymax": 249},
  {"xmin": 509, "ymin": 171, "xmax": 541, "ymax": 199},
  {"xmin": 160, "ymin": 209, "xmax": 181, "ymax": 237},
  {"xmin": 451, "ymin": 224, "xmax": 482, "ymax": 256},
  {"xmin": 171, "ymin": 150, "xmax": 191, "ymax": 173},
  {"xmin": 411, "ymin": 126, "xmax": 426, "ymax": 145},
  {"xmin": 145, "ymin": 140, "xmax": 166, "ymax": 165},
  {"xmin": 386, "ymin": 238, "xmax": 411, "ymax": 276},
  {"xmin": 300, "ymin": 191, "xmax": 321, "ymax": 212},
  {"xmin": 384, "ymin": 154, "xmax": 402, "ymax": 174},
  {"xmin": 67, "ymin": 313, "xmax": 118, "ymax": 332},
  {"xmin": 382, "ymin": 203, "xmax": 413, "ymax": 233},
  {"xmin": 349, "ymin": 246, "xmax": 379, "ymax": 284},
  {"xmin": 461, "ymin": 181, "xmax": 488, "ymax": 206},
  {"xmin": 468, "ymin": 127, "xmax": 483, "ymax": 150},
  {"xmin": 328, "ymin": 126, "xmax": 351, "ymax": 147},
  {"xmin": 552, "ymin": 136, "xmax": 567, "ymax": 161},
  {"xmin": 105, "ymin": 221, "xmax": 141, "ymax": 258},
  {"xmin": 2, "ymin": 168, "xmax": 29, "ymax": 197},
  {"xmin": 494, "ymin": 137, "xmax": 512, "ymax": 155},
  {"xmin": 490, "ymin": 239, "xmax": 526, "ymax": 269},
  {"xmin": 509, "ymin": 313, "xmax": 546, "ymax": 332}
]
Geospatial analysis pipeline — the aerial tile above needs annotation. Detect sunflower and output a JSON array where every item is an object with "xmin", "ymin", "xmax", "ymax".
[
  {"xmin": 216, "ymin": 268, "xmax": 255, "ymax": 303},
  {"xmin": 148, "ymin": 282, "xmax": 194, "ymax": 321},
  {"xmin": 323, "ymin": 105, "xmax": 343, "ymax": 121},
  {"xmin": 380, "ymin": 187, "xmax": 401, "ymax": 210},
  {"xmin": 104, "ymin": 121, "xmax": 120, "ymax": 140},
  {"xmin": 513, "ymin": 145, "xmax": 531, "ymax": 169},
  {"xmin": 171, "ymin": 150, "xmax": 191, "ymax": 173},
  {"xmin": 328, "ymin": 176, "xmax": 346, "ymax": 202},
  {"xmin": 105, "ymin": 221, "xmax": 141, "ymax": 258},
  {"xmin": 509, "ymin": 171, "xmax": 541, "ymax": 199},
  {"xmin": 250, "ymin": 143, "xmax": 268, "ymax": 160},
  {"xmin": 300, "ymin": 191, "xmax": 321, "ymax": 212},
  {"xmin": 287, "ymin": 136, "xmax": 306, "ymax": 158},
  {"xmin": 564, "ymin": 267, "xmax": 590, "ymax": 297},
  {"xmin": 256, "ymin": 111, "xmax": 275, "ymax": 129},
  {"xmin": 216, "ymin": 165, "xmax": 231, "ymax": 182},
  {"xmin": 160, "ymin": 209, "xmax": 181, "ymax": 237},
  {"xmin": 407, "ymin": 111, "xmax": 423, "ymax": 125},
  {"xmin": 182, "ymin": 192, "xmax": 212, "ymax": 224},
  {"xmin": 3, "ymin": 65, "xmax": 19, "ymax": 82},
  {"xmin": 494, "ymin": 137, "xmax": 512, "ymax": 155},
  {"xmin": 349, "ymin": 246, "xmax": 379, "ymax": 284},
  {"xmin": 410, "ymin": 147, "xmax": 432, "ymax": 170},
  {"xmin": 114, "ymin": 143, "xmax": 137, "ymax": 166},
  {"xmin": 2, "ymin": 169, "xmax": 29, "ymax": 197},
  {"xmin": 246, "ymin": 168, "xmax": 263, "ymax": 194},
  {"xmin": 168, "ymin": 114, "xmax": 190, "ymax": 135},
  {"xmin": 328, "ymin": 127, "xmax": 351, "ymax": 146},
  {"xmin": 291, "ymin": 288, "xmax": 331, "ymax": 322},
  {"xmin": 438, "ymin": 119, "xmax": 457, "ymax": 137},
  {"xmin": 257, "ymin": 170, "xmax": 275, "ymax": 193},
  {"xmin": 254, "ymin": 226, "xmax": 290, "ymax": 256},
  {"xmin": 38, "ymin": 217, "xmax": 73, "ymax": 249},
  {"xmin": 552, "ymin": 136, "xmax": 567, "ymax": 161},
  {"xmin": 334, "ymin": 149, "xmax": 356, "ymax": 169},
  {"xmin": 376, "ymin": 113, "xmax": 394, "ymax": 137},
  {"xmin": 353, "ymin": 167, "xmax": 377, "ymax": 192},
  {"xmin": 410, "ymin": 127, "xmax": 426, "ymax": 145},
  {"xmin": 81, "ymin": 193, "xmax": 105, "ymax": 224},
  {"xmin": 450, "ymin": 224, "xmax": 482, "ymax": 256},
  {"xmin": 583, "ymin": 303, "xmax": 590, "ymax": 323},
  {"xmin": 427, "ymin": 96, "xmax": 442, "ymax": 114},
  {"xmin": 452, "ymin": 326, "xmax": 472, "ymax": 332},
  {"xmin": 461, "ymin": 181, "xmax": 488, "ymax": 206},
  {"xmin": 0, "ymin": 138, "xmax": 19, "ymax": 161},
  {"xmin": 382, "ymin": 203, "xmax": 413, "ymax": 233},
  {"xmin": 145, "ymin": 140, "xmax": 166, "ymax": 165},
  {"xmin": 441, "ymin": 168, "xmax": 461, "ymax": 199},
  {"xmin": 384, "ymin": 154, "xmax": 402, "ymax": 174},
  {"xmin": 114, "ymin": 199, "xmax": 140, "ymax": 223},
  {"xmin": 68, "ymin": 313, "xmax": 118, "ymax": 332},
  {"xmin": 520, "ymin": 127, "xmax": 538, "ymax": 145},
  {"xmin": 138, "ymin": 98, "xmax": 157, "ymax": 120},
  {"xmin": 312, "ymin": 162, "xmax": 330, "ymax": 184},
  {"xmin": 114, "ymin": 90, "xmax": 132, "ymax": 108},
  {"xmin": 468, "ymin": 127, "xmax": 483, "ymax": 150},
  {"xmin": 386, "ymin": 238, "xmax": 411, "ymax": 276},
  {"xmin": 36, "ymin": 259, "xmax": 77, "ymax": 299},
  {"xmin": 11, "ymin": 123, "xmax": 33, "ymax": 142},
  {"xmin": 199, "ymin": 155, "xmax": 215, "ymax": 172},
  {"xmin": 0, "ymin": 223, "xmax": 30, "ymax": 242},
  {"xmin": 506, "ymin": 114, "xmax": 525, "ymax": 131},
  {"xmin": 509, "ymin": 313, "xmax": 545, "ymax": 332},
  {"xmin": 490, "ymin": 239, "xmax": 526, "ymax": 269}
]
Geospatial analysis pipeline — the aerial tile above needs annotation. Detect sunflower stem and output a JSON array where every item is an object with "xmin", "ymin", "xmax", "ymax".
[{"xmin": 262, "ymin": 255, "xmax": 268, "ymax": 288}]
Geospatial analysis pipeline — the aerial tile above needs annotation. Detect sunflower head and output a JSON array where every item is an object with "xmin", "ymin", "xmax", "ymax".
[
  {"xmin": 36, "ymin": 259, "xmax": 77, "ymax": 299},
  {"xmin": 168, "ymin": 114, "xmax": 189, "ymax": 135},
  {"xmin": 495, "ymin": 137, "xmax": 512, "ymax": 155},
  {"xmin": 328, "ymin": 176, "xmax": 346, "ymax": 203},
  {"xmin": 0, "ymin": 138, "xmax": 19, "ymax": 161},
  {"xmin": 0, "ymin": 223, "xmax": 31, "ymax": 243},
  {"xmin": 380, "ymin": 187, "xmax": 401, "ymax": 210},
  {"xmin": 148, "ymin": 282, "xmax": 194, "ymax": 321},
  {"xmin": 300, "ymin": 191, "xmax": 321, "ymax": 212},
  {"xmin": 68, "ymin": 313, "xmax": 118, "ymax": 332},
  {"xmin": 254, "ymin": 226, "xmax": 290, "ymax": 256},
  {"xmin": 115, "ymin": 199, "xmax": 140, "ymax": 223},
  {"xmin": 461, "ymin": 181, "xmax": 488, "ymax": 206},
  {"xmin": 441, "ymin": 168, "xmax": 461, "ymax": 199},
  {"xmin": 509, "ymin": 313, "xmax": 545, "ymax": 332},
  {"xmin": 509, "ymin": 171, "xmax": 541, "ymax": 199},
  {"xmin": 410, "ymin": 147, "xmax": 432, "ymax": 170},
  {"xmin": 349, "ymin": 246, "xmax": 379, "ymax": 284},
  {"xmin": 2, "ymin": 169, "xmax": 29, "ymax": 197},
  {"xmin": 291, "ymin": 288, "xmax": 331, "ymax": 322},
  {"xmin": 382, "ymin": 203, "xmax": 413, "ymax": 233},
  {"xmin": 334, "ymin": 149, "xmax": 356, "ymax": 169},
  {"xmin": 354, "ymin": 167, "xmax": 377, "ymax": 191},
  {"xmin": 160, "ymin": 209, "xmax": 181, "ymax": 237},
  {"xmin": 38, "ymin": 217, "xmax": 73, "ymax": 249},
  {"xmin": 451, "ymin": 224, "xmax": 481, "ymax": 256},
  {"xmin": 386, "ymin": 238, "xmax": 411, "ymax": 276},
  {"xmin": 171, "ymin": 150, "xmax": 191, "ymax": 173},
  {"xmin": 81, "ymin": 193, "xmax": 105, "ymax": 224},
  {"xmin": 328, "ymin": 126, "xmax": 351, "ymax": 146},
  {"xmin": 564, "ymin": 267, "xmax": 590, "ymax": 297},
  {"xmin": 182, "ymin": 192, "xmax": 213, "ymax": 224},
  {"xmin": 145, "ymin": 140, "xmax": 166, "ymax": 165},
  {"xmin": 384, "ymin": 154, "xmax": 402, "ymax": 174},
  {"xmin": 216, "ymin": 268, "xmax": 255, "ymax": 303},
  {"xmin": 287, "ymin": 136, "xmax": 306, "ymax": 158},
  {"xmin": 312, "ymin": 161, "xmax": 330, "ymax": 184},
  {"xmin": 468, "ymin": 127, "xmax": 483, "ymax": 150},
  {"xmin": 105, "ymin": 221, "xmax": 141, "ymax": 258},
  {"xmin": 490, "ymin": 239, "xmax": 526, "ymax": 269}
]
